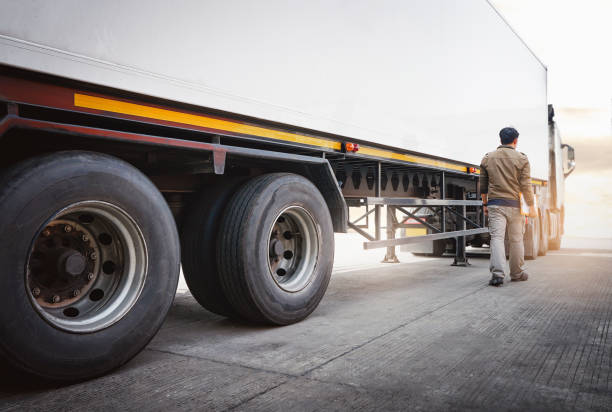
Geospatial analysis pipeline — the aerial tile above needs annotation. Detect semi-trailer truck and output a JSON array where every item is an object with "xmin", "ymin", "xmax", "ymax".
[{"xmin": 0, "ymin": 0, "xmax": 575, "ymax": 380}]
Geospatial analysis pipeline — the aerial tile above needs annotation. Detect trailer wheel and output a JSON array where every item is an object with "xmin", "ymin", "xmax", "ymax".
[
  {"xmin": 181, "ymin": 179, "xmax": 246, "ymax": 317},
  {"xmin": 432, "ymin": 239, "xmax": 447, "ymax": 256},
  {"xmin": 217, "ymin": 173, "xmax": 334, "ymax": 325},
  {"xmin": 525, "ymin": 217, "xmax": 539, "ymax": 260},
  {"xmin": 0, "ymin": 151, "xmax": 179, "ymax": 381},
  {"xmin": 548, "ymin": 212, "xmax": 562, "ymax": 250},
  {"xmin": 548, "ymin": 233, "xmax": 562, "ymax": 250},
  {"xmin": 470, "ymin": 238, "xmax": 484, "ymax": 248},
  {"xmin": 538, "ymin": 214, "xmax": 548, "ymax": 256}
]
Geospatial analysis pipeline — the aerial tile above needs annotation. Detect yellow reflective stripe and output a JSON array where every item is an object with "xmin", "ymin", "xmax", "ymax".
[
  {"xmin": 531, "ymin": 179, "xmax": 545, "ymax": 186},
  {"xmin": 358, "ymin": 146, "xmax": 468, "ymax": 172},
  {"xmin": 74, "ymin": 93, "xmax": 480, "ymax": 173},
  {"xmin": 74, "ymin": 93, "xmax": 342, "ymax": 150}
]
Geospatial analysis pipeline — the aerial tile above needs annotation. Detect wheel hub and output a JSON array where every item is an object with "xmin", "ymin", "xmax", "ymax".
[
  {"xmin": 269, "ymin": 239, "xmax": 285, "ymax": 258},
  {"xmin": 60, "ymin": 250, "xmax": 87, "ymax": 277},
  {"xmin": 25, "ymin": 201, "xmax": 147, "ymax": 333},
  {"xmin": 267, "ymin": 206, "xmax": 320, "ymax": 292},
  {"xmin": 29, "ymin": 220, "xmax": 99, "ymax": 308}
]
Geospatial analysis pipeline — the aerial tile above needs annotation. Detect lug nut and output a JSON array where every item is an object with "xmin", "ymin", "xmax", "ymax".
[
  {"xmin": 72, "ymin": 289, "xmax": 81, "ymax": 297},
  {"xmin": 87, "ymin": 272, "xmax": 94, "ymax": 280},
  {"xmin": 52, "ymin": 295, "xmax": 61, "ymax": 303},
  {"xmin": 32, "ymin": 287, "xmax": 40, "ymax": 297},
  {"xmin": 81, "ymin": 234, "xmax": 89, "ymax": 242},
  {"xmin": 42, "ymin": 229, "xmax": 51, "ymax": 237},
  {"xmin": 90, "ymin": 252, "xmax": 97, "ymax": 261},
  {"xmin": 64, "ymin": 225, "xmax": 73, "ymax": 233}
]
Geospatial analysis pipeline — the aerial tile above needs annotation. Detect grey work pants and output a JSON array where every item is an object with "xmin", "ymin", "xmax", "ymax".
[{"xmin": 488, "ymin": 205, "xmax": 526, "ymax": 279}]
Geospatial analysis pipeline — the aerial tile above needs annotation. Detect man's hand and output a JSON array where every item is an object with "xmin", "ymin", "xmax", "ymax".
[
  {"xmin": 528, "ymin": 205, "xmax": 538, "ymax": 218},
  {"xmin": 481, "ymin": 194, "xmax": 488, "ymax": 216}
]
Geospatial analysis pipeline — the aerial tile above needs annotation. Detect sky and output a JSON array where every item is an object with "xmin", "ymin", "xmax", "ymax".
[
  {"xmin": 490, "ymin": 0, "xmax": 612, "ymax": 239},
  {"xmin": 491, "ymin": 0, "xmax": 612, "ymax": 109}
]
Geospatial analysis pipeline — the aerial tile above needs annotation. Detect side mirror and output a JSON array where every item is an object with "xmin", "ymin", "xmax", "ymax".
[{"xmin": 561, "ymin": 143, "xmax": 575, "ymax": 177}]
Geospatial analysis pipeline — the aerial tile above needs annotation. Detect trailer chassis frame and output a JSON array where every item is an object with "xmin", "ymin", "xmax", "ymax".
[{"xmin": 348, "ymin": 168, "xmax": 488, "ymax": 266}]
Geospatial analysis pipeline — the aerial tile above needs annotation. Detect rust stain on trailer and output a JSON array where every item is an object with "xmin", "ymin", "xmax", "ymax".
[{"xmin": 74, "ymin": 93, "xmax": 342, "ymax": 151}]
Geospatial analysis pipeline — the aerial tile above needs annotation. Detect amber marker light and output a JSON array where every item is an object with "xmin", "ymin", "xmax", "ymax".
[{"xmin": 344, "ymin": 142, "xmax": 360, "ymax": 153}]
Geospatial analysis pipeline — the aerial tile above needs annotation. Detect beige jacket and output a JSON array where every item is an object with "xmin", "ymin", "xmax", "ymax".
[{"xmin": 479, "ymin": 145, "xmax": 534, "ymax": 206}]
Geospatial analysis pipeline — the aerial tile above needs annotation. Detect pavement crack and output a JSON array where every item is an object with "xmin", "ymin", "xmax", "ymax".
[
  {"xmin": 300, "ymin": 284, "xmax": 488, "ymax": 377},
  {"xmin": 223, "ymin": 380, "xmax": 290, "ymax": 412},
  {"xmin": 145, "ymin": 348, "xmax": 390, "ymax": 409},
  {"xmin": 145, "ymin": 347, "xmax": 420, "ymax": 400},
  {"xmin": 145, "ymin": 347, "xmax": 297, "ymax": 379}
]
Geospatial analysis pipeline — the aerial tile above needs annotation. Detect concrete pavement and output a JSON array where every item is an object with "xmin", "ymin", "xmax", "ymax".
[{"xmin": 1, "ymin": 235, "xmax": 611, "ymax": 411}]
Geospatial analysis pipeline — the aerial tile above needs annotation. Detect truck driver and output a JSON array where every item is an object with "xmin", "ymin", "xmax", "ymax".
[{"xmin": 480, "ymin": 127, "xmax": 538, "ymax": 287}]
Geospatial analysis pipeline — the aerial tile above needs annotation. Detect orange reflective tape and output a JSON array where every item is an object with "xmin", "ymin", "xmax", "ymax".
[{"xmin": 74, "ymin": 93, "xmax": 341, "ymax": 150}]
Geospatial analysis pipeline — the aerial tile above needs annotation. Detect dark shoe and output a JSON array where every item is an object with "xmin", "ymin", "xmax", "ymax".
[
  {"xmin": 511, "ymin": 272, "xmax": 529, "ymax": 282},
  {"xmin": 489, "ymin": 277, "xmax": 504, "ymax": 287}
]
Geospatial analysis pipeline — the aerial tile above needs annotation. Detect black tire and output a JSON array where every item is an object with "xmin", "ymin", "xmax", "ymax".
[
  {"xmin": 470, "ymin": 238, "xmax": 484, "ymax": 248},
  {"xmin": 217, "ymin": 173, "xmax": 334, "ymax": 325},
  {"xmin": 549, "ymin": 234, "xmax": 562, "ymax": 250},
  {"xmin": 525, "ymin": 217, "xmax": 539, "ymax": 260},
  {"xmin": 538, "ymin": 214, "xmax": 548, "ymax": 256},
  {"xmin": 0, "ymin": 151, "xmax": 180, "ymax": 381},
  {"xmin": 432, "ymin": 239, "xmax": 447, "ymax": 256},
  {"xmin": 548, "ymin": 211, "xmax": 562, "ymax": 250},
  {"xmin": 181, "ymin": 179, "xmax": 246, "ymax": 317}
]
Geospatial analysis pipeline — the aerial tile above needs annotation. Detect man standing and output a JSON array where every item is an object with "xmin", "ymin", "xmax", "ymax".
[{"xmin": 480, "ymin": 127, "xmax": 537, "ymax": 286}]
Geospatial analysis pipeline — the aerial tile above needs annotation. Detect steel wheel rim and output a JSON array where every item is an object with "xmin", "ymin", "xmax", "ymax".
[
  {"xmin": 267, "ymin": 206, "xmax": 320, "ymax": 292},
  {"xmin": 26, "ymin": 201, "xmax": 148, "ymax": 333}
]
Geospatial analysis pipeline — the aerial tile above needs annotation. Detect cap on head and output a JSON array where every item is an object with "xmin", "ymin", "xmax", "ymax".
[{"xmin": 499, "ymin": 127, "xmax": 519, "ymax": 145}]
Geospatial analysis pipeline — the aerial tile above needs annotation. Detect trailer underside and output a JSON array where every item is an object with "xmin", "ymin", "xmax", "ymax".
[{"xmin": 0, "ymin": 66, "xmax": 561, "ymax": 380}]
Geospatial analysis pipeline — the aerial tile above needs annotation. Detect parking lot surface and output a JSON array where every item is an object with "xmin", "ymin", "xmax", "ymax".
[{"xmin": 1, "ymin": 236, "xmax": 611, "ymax": 411}]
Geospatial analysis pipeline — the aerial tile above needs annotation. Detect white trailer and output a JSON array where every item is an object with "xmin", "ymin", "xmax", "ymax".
[
  {"xmin": 0, "ymin": 0, "xmax": 574, "ymax": 380},
  {"xmin": 1, "ymin": 0, "xmax": 550, "ymax": 177}
]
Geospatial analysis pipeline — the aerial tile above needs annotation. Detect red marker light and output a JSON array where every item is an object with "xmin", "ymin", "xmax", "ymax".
[
  {"xmin": 344, "ymin": 142, "xmax": 360, "ymax": 152},
  {"xmin": 469, "ymin": 167, "xmax": 478, "ymax": 174}
]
